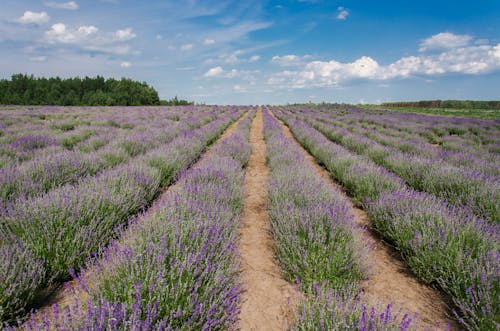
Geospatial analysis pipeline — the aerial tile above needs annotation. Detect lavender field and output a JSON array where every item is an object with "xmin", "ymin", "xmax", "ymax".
[{"xmin": 0, "ymin": 105, "xmax": 498, "ymax": 330}]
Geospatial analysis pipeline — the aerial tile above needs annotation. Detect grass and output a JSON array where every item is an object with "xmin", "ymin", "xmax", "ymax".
[{"xmin": 359, "ymin": 104, "xmax": 500, "ymax": 120}]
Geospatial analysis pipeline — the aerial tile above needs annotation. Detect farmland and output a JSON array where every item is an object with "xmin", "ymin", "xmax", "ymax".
[{"xmin": 0, "ymin": 105, "xmax": 498, "ymax": 330}]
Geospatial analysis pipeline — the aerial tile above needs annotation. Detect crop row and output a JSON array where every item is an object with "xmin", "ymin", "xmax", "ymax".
[
  {"xmin": 0, "ymin": 114, "xmax": 220, "ymax": 210},
  {"xmin": 262, "ymin": 108, "xmax": 415, "ymax": 330},
  {"xmin": 21, "ymin": 109, "xmax": 255, "ymax": 330},
  {"xmin": 292, "ymin": 112, "xmax": 499, "ymax": 223},
  {"xmin": 274, "ymin": 107, "xmax": 499, "ymax": 330},
  {"xmin": 0, "ymin": 107, "xmax": 246, "ymax": 324},
  {"xmin": 287, "ymin": 104, "xmax": 499, "ymax": 156},
  {"xmin": 354, "ymin": 106, "xmax": 497, "ymax": 151},
  {"xmin": 0, "ymin": 106, "xmax": 221, "ymax": 167},
  {"xmin": 311, "ymin": 113, "xmax": 499, "ymax": 175}
]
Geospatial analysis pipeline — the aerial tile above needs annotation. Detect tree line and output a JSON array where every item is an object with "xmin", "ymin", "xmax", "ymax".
[
  {"xmin": 0, "ymin": 74, "xmax": 166, "ymax": 106},
  {"xmin": 382, "ymin": 100, "xmax": 500, "ymax": 110}
]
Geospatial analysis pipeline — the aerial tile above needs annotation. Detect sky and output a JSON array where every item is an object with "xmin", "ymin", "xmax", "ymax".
[{"xmin": 1, "ymin": 0, "xmax": 500, "ymax": 105}]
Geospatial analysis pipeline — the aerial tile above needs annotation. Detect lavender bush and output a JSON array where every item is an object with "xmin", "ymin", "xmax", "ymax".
[
  {"xmin": 294, "ymin": 285, "xmax": 415, "ymax": 331},
  {"xmin": 368, "ymin": 190, "xmax": 499, "ymax": 330},
  {"xmin": 263, "ymin": 109, "xmax": 366, "ymax": 290}
]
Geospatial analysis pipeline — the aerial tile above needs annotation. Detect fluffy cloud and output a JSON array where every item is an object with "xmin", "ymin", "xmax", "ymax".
[
  {"xmin": 115, "ymin": 28, "xmax": 136, "ymax": 41},
  {"xmin": 419, "ymin": 32, "xmax": 472, "ymax": 52},
  {"xmin": 269, "ymin": 34, "xmax": 500, "ymax": 88},
  {"xmin": 204, "ymin": 66, "xmax": 224, "ymax": 77},
  {"xmin": 336, "ymin": 7, "xmax": 349, "ymax": 20},
  {"xmin": 45, "ymin": 1, "xmax": 79, "ymax": 10},
  {"xmin": 203, "ymin": 38, "xmax": 215, "ymax": 45},
  {"xmin": 120, "ymin": 61, "xmax": 131, "ymax": 68},
  {"xmin": 44, "ymin": 23, "xmax": 134, "ymax": 55},
  {"xmin": 45, "ymin": 23, "xmax": 98, "ymax": 43},
  {"xmin": 17, "ymin": 11, "xmax": 50, "ymax": 24}
]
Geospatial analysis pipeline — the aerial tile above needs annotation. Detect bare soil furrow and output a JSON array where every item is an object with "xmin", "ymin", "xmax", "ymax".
[{"xmin": 238, "ymin": 109, "xmax": 299, "ymax": 331}]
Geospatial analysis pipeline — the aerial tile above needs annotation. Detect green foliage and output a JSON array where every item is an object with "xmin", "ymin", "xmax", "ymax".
[
  {"xmin": 359, "ymin": 101, "xmax": 500, "ymax": 120},
  {"xmin": 160, "ymin": 96, "xmax": 194, "ymax": 106},
  {"xmin": 0, "ymin": 74, "xmax": 160, "ymax": 106},
  {"xmin": 382, "ymin": 100, "xmax": 500, "ymax": 110}
]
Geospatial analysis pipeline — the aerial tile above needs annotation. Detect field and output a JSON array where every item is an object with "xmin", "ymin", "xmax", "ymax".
[
  {"xmin": 0, "ymin": 105, "xmax": 498, "ymax": 330},
  {"xmin": 359, "ymin": 104, "xmax": 500, "ymax": 120}
]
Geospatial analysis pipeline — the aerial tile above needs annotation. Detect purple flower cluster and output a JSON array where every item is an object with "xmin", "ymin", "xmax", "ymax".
[{"xmin": 294, "ymin": 285, "xmax": 415, "ymax": 331}]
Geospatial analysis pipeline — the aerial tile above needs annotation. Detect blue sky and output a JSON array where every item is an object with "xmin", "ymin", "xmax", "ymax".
[{"xmin": 1, "ymin": 0, "xmax": 499, "ymax": 104}]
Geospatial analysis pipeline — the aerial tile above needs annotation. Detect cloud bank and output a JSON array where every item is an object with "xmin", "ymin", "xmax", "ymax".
[{"xmin": 269, "ymin": 33, "xmax": 500, "ymax": 88}]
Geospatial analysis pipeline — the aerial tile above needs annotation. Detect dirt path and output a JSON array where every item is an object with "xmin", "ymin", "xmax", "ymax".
[
  {"xmin": 238, "ymin": 109, "xmax": 299, "ymax": 331},
  {"xmin": 23, "ymin": 113, "xmax": 249, "ymax": 328},
  {"xmin": 271, "ymin": 110, "xmax": 460, "ymax": 331}
]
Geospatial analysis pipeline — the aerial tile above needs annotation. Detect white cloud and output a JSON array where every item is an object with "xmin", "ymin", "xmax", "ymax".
[
  {"xmin": 45, "ymin": 23, "xmax": 98, "ymax": 43},
  {"xmin": 120, "ymin": 61, "xmax": 131, "ymax": 68},
  {"xmin": 419, "ymin": 32, "xmax": 472, "ymax": 52},
  {"xmin": 115, "ymin": 28, "xmax": 136, "ymax": 41},
  {"xmin": 204, "ymin": 66, "xmax": 224, "ymax": 77},
  {"xmin": 269, "ymin": 36, "xmax": 500, "ymax": 89},
  {"xmin": 271, "ymin": 54, "xmax": 312, "ymax": 66},
  {"xmin": 249, "ymin": 55, "xmax": 260, "ymax": 62},
  {"xmin": 180, "ymin": 43, "xmax": 193, "ymax": 51},
  {"xmin": 44, "ymin": 23, "xmax": 133, "ymax": 55},
  {"xmin": 203, "ymin": 38, "xmax": 215, "ymax": 45},
  {"xmin": 45, "ymin": 1, "xmax": 79, "ymax": 10},
  {"xmin": 336, "ymin": 7, "xmax": 349, "ymax": 20},
  {"xmin": 17, "ymin": 11, "xmax": 50, "ymax": 24}
]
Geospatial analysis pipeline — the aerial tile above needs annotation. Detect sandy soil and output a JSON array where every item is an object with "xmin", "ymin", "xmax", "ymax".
[
  {"xmin": 23, "ymin": 113, "xmax": 249, "ymax": 328},
  {"xmin": 271, "ymin": 110, "xmax": 460, "ymax": 331},
  {"xmin": 238, "ymin": 109, "xmax": 299, "ymax": 331}
]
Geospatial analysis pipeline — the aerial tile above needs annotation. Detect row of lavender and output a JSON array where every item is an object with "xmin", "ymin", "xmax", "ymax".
[
  {"xmin": 0, "ymin": 106, "xmax": 246, "ymax": 324},
  {"xmin": 307, "ymin": 110, "xmax": 499, "ymax": 175},
  {"xmin": 292, "ymin": 111, "xmax": 499, "ymax": 223},
  {"xmin": 0, "ymin": 106, "xmax": 202, "ymax": 165},
  {"xmin": 299, "ymin": 104, "xmax": 499, "ymax": 156},
  {"xmin": 274, "ymin": 107, "xmax": 499, "ymax": 330},
  {"xmin": 262, "ymin": 109, "xmax": 414, "ymax": 330},
  {"xmin": 0, "ymin": 107, "xmax": 221, "ymax": 207},
  {"xmin": 21, "ymin": 109, "xmax": 255, "ymax": 330}
]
